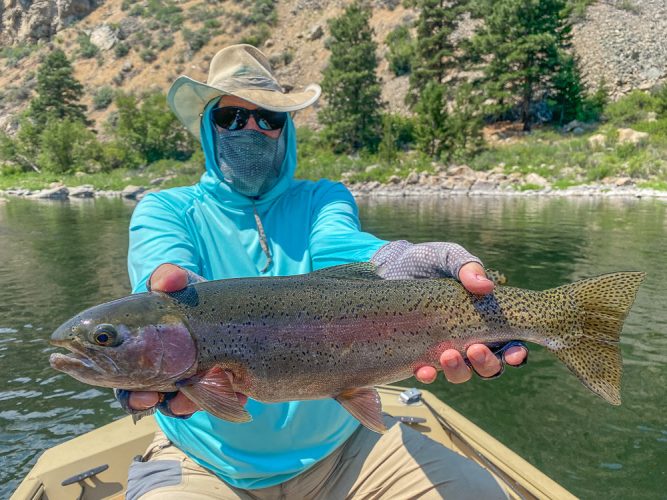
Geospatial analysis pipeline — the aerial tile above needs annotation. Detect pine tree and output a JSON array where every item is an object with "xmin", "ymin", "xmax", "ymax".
[
  {"xmin": 550, "ymin": 53, "xmax": 584, "ymax": 124},
  {"xmin": 407, "ymin": 0, "xmax": 467, "ymax": 107},
  {"xmin": 319, "ymin": 1, "xmax": 383, "ymax": 153},
  {"xmin": 27, "ymin": 49, "xmax": 89, "ymax": 124},
  {"xmin": 468, "ymin": 0, "xmax": 576, "ymax": 131}
]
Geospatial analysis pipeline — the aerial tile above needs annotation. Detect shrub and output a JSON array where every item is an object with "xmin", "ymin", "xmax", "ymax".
[
  {"xmin": 93, "ymin": 86, "xmax": 114, "ymax": 110},
  {"xmin": 115, "ymin": 42, "xmax": 130, "ymax": 58},
  {"xmin": 110, "ymin": 91, "xmax": 195, "ymax": 164},
  {"xmin": 140, "ymin": 49, "xmax": 157, "ymax": 62},
  {"xmin": 156, "ymin": 34, "xmax": 175, "ymax": 51},
  {"xmin": 604, "ymin": 90, "xmax": 659, "ymax": 126},
  {"xmin": 0, "ymin": 44, "xmax": 36, "ymax": 65},
  {"xmin": 269, "ymin": 50, "xmax": 294, "ymax": 68},
  {"xmin": 182, "ymin": 28, "xmax": 211, "ymax": 52},
  {"xmin": 385, "ymin": 25, "xmax": 414, "ymax": 76},
  {"xmin": 77, "ymin": 32, "xmax": 99, "ymax": 59},
  {"xmin": 239, "ymin": 24, "xmax": 271, "ymax": 47},
  {"xmin": 37, "ymin": 119, "xmax": 101, "ymax": 173},
  {"xmin": 203, "ymin": 19, "xmax": 222, "ymax": 29}
]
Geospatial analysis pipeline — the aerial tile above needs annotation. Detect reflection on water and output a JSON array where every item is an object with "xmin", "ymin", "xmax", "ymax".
[{"xmin": 1, "ymin": 196, "xmax": 666, "ymax": 498}]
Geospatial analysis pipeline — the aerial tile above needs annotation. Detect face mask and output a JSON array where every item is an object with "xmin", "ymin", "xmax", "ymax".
[{"xmin": 215, "ymin": 128, "xmax": 287, "ymax": 197}]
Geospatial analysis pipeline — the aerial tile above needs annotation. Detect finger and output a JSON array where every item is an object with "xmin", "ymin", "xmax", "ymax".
[
  {"xmin": 128, "ymin": 391, "xmax": 160, "ymax": 410},
  {"xmin": 414, "ymin": 365, "xmax": 437, "ymax": 384},
  {"xmin": 169, "ymin": 392, "xmax": 200, "ymax": 416},
  {"xmin": 458, "ymin": 262, "xmax": 494, "ymax": 295},
  {"xmin": 149, "ymin": 264, "xmax": 189, "ymax": 293},
  {"xmin": 440, "ymin": 349, "xmax": 473, "ymax": 384},
  {"xmin": 503, "ymin": 345, "xmax": 528, "ymax": 366},
  {"xmin": 467, "ymin": 344, "xmax": 502, "ymax": 378}
]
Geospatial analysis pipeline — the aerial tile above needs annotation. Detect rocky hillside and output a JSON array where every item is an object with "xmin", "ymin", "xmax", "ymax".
[{"xmin": 0, "ymin": 0, "xmax": 664, "ymax": 133}]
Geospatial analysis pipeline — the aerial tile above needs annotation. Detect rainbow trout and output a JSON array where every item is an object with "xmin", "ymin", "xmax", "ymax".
[{"xmin": 49, "ymin": 263, "xmax": 644, "ymax": 433}]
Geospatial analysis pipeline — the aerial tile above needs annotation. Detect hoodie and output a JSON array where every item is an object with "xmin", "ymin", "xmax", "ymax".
[{"xmin": 127, "ymin": 104, "xmax": 386, "ymax": 488}]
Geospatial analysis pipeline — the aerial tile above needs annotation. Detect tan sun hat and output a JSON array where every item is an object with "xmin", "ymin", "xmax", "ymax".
[{"xmin": 167, "ymin": 44, "xmax": 321, "ymax": 138}]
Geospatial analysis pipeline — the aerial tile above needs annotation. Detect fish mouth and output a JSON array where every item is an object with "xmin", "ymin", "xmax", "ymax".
[{"xmin": 49, "ymin": 352, "xmax": 100, "ymax": 371}]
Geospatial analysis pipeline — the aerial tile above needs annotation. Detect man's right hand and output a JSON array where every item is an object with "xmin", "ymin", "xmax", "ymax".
[{"xmin": 127, "ymin": 264, "xmax": 200, "ymax": 417}]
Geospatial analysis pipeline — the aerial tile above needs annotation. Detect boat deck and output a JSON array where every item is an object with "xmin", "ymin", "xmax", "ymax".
[{"xmin": 12, "ymin": 385, "xmax": 575, "ymax": 499}]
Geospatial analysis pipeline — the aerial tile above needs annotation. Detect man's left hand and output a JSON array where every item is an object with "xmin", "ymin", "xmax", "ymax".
[{"xmin": 413, "ymin": 261, "xmax": 528, "ymax": 384}]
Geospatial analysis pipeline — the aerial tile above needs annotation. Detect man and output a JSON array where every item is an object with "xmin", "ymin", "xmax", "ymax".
[{"xmin": 121, "ymin": 44, "xmax": 527, "ymax": 499}]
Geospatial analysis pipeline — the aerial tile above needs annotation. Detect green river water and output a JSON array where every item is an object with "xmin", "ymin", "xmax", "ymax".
[{"xmin": 0, "ymin": 196, "xmax": 665, "ymax": 498}]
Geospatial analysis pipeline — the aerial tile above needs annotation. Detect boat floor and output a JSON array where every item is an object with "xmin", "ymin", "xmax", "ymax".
[{"xmin": 12, "ymin": 385, "xmax": 575, "ymax": 500}]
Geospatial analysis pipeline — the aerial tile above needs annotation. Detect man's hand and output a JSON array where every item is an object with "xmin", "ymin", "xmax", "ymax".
[
  {"xmin": 127, "ymin": 264, "xmax": 201, "ymax": 417},
  {"xmin": 414, "ymin": 261, "xmax": 528, "ymax": 384}
]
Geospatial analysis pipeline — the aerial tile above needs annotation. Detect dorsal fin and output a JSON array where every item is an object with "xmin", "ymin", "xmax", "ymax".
[{"xmin": 309, "ymin": 262, "xmax": 383, "ymax": 281}]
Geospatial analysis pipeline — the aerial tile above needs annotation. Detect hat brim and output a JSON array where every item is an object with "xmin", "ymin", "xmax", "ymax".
[{"xmin": 167, "ymin": 76, "xmax": 321, "ymax": 138}]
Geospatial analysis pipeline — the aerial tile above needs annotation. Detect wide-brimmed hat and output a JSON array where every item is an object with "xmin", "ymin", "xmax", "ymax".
[{"xmin": 167, "ymin": 44, "xmax": 321, "ymax": 138}]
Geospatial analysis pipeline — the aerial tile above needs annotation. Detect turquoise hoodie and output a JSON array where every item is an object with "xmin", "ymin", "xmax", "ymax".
[{"xmin": 127, "ymin": 104, "xmax": 387, "ymax": 489}]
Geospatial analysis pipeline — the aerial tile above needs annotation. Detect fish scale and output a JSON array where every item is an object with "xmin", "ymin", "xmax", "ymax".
[{"xmin": 49, "ymin": 263, "xmax": 645, "ymax": 433}]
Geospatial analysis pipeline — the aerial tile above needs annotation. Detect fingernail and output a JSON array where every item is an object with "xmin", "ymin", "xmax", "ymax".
[
  {"xmin": 469, "ymin": 351, "xmax": 486, "ymax": 364},
  {"xmin": 445, "ymin": 357, "xmax": 459, "ymax": 368}
]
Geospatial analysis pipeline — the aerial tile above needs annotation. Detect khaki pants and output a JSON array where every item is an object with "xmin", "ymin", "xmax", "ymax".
[{"xmin": 128, "ymin": 417, "xmax": 507, "ymax": 500}]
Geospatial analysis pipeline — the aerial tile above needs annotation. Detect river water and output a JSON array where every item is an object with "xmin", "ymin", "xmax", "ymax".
[{"xmin": 0, "ymin": 196, "xmax": 665, "ymax": 498}]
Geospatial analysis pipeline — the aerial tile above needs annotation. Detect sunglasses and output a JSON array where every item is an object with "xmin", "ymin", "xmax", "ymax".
[{"xmin": 211, "ymin": 106, "xmax": 288, "ymax": 131}]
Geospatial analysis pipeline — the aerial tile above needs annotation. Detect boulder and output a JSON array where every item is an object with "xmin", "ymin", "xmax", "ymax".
[
  {"xmin": 588, "ymin": 134, "xmax": 606, "ymax": 148},
  {"xmin": 614, "ymin": 177, "xmax": 634, "ymax": 187},
  {"xmin": 446, "ymin": 165, "xmax": 475, "ymax": 178},
  {"xmin": 563, "ymin": 120, "xmax": 586, "ymax": 133},
  {"xmin": 388, "ymin": 175, "xmax": 401, "ymax": 184},
  {"xmin": 307, "ymin": 25, "xmax": 324, "ymax": 41},
  {"xmin": 617, "ymin": 128, "xmax": 649, "ymax": 145},
  {"xmin": 524, "ymin": 173, "xmax": 550, "ymax": 188},
  {"xmin": 471, "ymin": 180, "xmax": 499, "ymax": 192},
  {"xmin": 405, "ymin": 171, "xmax": 419, "ymax": 184},
  {"xmin": 118, "ymin": 17, "xmax": 142, "ymax": 40},
  {"xmin": 69, "ymin": 185, "xmax": 96, "ymax": 198},
  {"xmin": 90, "ymin": 24, "xmax": 117, "ymax": 51},
  {"xmin": 121, "ymin": 185, "xmax": 146, "ymax": 199},
  {"xmin": 29, "ymin": 186, "xmax": 69, "ymax": 200}
]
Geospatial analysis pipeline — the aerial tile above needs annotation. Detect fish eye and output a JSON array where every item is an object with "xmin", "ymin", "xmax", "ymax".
[{"xmin": 92, "ymin": 324, "xmax": 119, "ymax": 346}]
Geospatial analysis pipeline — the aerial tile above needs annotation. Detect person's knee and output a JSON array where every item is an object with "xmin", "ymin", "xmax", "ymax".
[
  {"xmin": 435, "ymin": 457, "xmax": 508, "ymax": 500},
  {"xmin": 126, "ymin": 460, "xmax": 182, "ymax": 500}
]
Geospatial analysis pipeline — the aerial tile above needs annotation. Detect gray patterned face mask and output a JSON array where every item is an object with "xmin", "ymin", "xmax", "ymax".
[{"xmin": 215, "ymin": 128, "xmax": 287, "ymax": 197}]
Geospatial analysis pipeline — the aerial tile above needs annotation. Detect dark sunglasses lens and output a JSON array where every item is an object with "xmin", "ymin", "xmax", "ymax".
[
  {"xmin": 212, "ymin": 107, "xmax": 248, "ymax": 130},
  {"xmin": 256, "ymin": 110, "xmax": 288, "ymax": 131}
]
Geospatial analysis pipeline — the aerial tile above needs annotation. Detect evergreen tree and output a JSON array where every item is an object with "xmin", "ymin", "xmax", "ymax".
[
  {"xmin": 27, "ymin": 49, "xmax": 89, "ymax": 124},
  {"xmin": 319, "ymin": 1, "xmax": 383, "ymax": 153},
  {"xmin": 468, "ymin": 0, "xmax": 576, "ymax": 131},
  {"xmin": 407, "ymin": 0, "xmax": 467, "ymax": 107},
  {"xmin": 550, "ymin": 53, "xmax": 584, "ymax": 124},
  {"xmin": 414, "ymin": 82, "xmax": 449, "ymax": 157}
]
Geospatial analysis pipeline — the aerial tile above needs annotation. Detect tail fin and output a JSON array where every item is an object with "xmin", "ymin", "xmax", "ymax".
[{"xmin": 547, "ymin": 272, "xmax": 645, "ymax": 405}]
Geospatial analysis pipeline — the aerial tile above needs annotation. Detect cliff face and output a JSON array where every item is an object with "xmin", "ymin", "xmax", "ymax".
[
  {"xmin": 572, "ymin": 0, "xmax": 667, "ymax": 97},
  {"xmin": 0, "ymin": 0, "xmax": 98, "ymax": 44}
]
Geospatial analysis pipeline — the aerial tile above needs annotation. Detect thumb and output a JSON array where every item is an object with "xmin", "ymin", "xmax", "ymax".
[
  {"xmin": 458, "ymin": 262, "xmax": 494, "ymax": 295},
  {"xmin": 149, "ymin": 264, "xmax": 189, "ymax": 293}
]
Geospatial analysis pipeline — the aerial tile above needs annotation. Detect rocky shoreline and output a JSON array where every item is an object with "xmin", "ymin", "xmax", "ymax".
[{"xmin": 2, "ymin": 166, "xmax": 667, "ymax": 201}]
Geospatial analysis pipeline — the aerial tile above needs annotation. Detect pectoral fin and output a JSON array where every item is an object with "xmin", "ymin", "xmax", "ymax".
[
  {"xmin": 335, "ymin": 387, "xmax": 386, "ymax": 433},
  {"xmin": 178, "ymin": 367, "xmax": 251, "ymax": 423}
]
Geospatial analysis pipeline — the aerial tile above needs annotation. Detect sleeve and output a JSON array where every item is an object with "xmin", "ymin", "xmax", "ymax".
[
  {"xmin": 128, "ymin": 194, "xmax": 201, "ymax": 294},
  {"xmin": 309, "ymin": 182, "xmax": 387, "ymax": 270}
]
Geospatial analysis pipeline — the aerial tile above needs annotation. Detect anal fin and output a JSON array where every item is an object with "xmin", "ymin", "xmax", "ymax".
[
  {"xmin": 335, "ymin": 387, "xmax": 386, "ymax": 433},
  {"xmin": 178, "ymin": 367, "xmax": 251, "ymax": 423}
]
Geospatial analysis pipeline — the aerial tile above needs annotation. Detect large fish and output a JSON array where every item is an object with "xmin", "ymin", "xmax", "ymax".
[{"xmin": 50, "ymin": 263, "xmax": 644, "ymax": 433}]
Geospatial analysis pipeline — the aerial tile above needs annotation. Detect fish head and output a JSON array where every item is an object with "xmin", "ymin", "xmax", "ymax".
[{"xmin": 49, "ymin": 292, "xmax": 197, "ymax": 391}]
